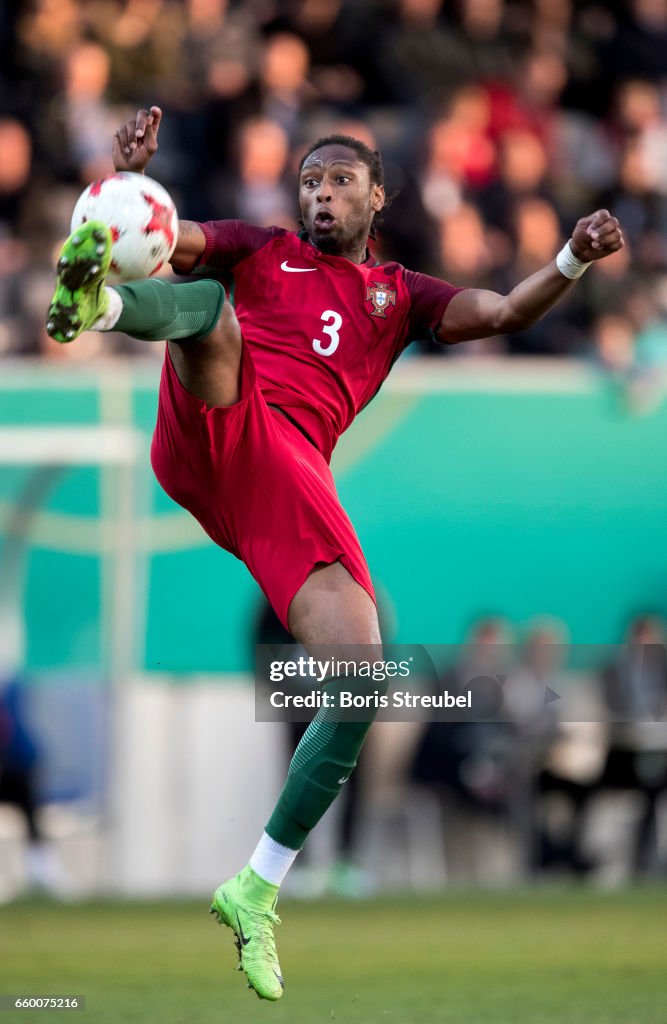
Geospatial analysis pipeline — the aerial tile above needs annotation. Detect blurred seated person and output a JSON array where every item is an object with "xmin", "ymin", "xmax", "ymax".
[
  {"xmin": 411, "ymin": 616, "xmax": 516, "ymax": 817},
  {"xmin": 597, "ymin": 614, "xmax": 667, "ymax": 874},
  {"xmin": 410, "ymin": 617, "xmax": 522, "ymax": 881},
  {"xmin": 512, "ymin": 619, "xmax": 597, "ymax": 874},
  {"xmin": 0, "ymin": 672, "xmax": 72, "ymax": 896}
]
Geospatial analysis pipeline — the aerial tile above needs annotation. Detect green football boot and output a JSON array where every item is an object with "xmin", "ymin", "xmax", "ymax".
[
  {"xmin": 46, "ymin": 221, "xmax": 112, "ymax": 343},
  {"xmin": 210, "ymin": 866, "xmax": 284, "ymax": 1001}
]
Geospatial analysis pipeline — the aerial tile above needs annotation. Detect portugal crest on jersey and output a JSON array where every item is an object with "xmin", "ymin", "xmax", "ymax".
[{"xmin": 366, "ymin": 281, "xmax": 397, "ymax": 318}]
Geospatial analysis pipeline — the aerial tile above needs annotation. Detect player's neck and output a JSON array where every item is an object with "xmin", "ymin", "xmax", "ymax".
[{"xmin": 309, "ymin": 236, "xmax": 369, "ymax": 264}]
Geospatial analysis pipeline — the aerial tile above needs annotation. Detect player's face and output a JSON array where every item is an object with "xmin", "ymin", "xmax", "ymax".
[{"xmin": 299, "ymin": 145, "xmax": 385, "ymax": 256}]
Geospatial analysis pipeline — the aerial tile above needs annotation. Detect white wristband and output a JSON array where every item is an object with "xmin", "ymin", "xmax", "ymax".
[{"xmin": 556, "ymin": 241, "xmax": 591, "ymax": 280}]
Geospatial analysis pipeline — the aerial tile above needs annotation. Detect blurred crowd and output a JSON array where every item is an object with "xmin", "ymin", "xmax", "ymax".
[
  {"xmin": 409, "ymin": 613, "xmax": 667, "ymax": 883},
  {"xmin": 3, "ymin": 0, "xmax": 667, "ymax": 372},
  {"xmin": 256, "ymin": 599, "xmax": 667, "ymax": 892}
]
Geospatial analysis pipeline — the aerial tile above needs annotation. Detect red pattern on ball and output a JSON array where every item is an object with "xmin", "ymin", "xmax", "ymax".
[
  {"xmin": 89, "ymin": 173, "xmax": 123, "ymax": 197},
  {"xmin": 141, "ymin": 192, "xmax": 175, "ymax": 249}
]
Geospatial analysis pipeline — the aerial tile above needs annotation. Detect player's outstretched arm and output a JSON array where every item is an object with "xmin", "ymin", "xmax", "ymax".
[
  {"xmin": 111, "ymin": 106, "xmax": 206, "ymax": 273},
  {"xmin": 437, "ymin": 210, "xmax": 624, "ymax": 344}
]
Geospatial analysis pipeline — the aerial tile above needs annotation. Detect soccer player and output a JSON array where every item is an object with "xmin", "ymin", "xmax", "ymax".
[{"xmin": 46, "ymin": 106, "xmax": 623, "ymax": 1000}]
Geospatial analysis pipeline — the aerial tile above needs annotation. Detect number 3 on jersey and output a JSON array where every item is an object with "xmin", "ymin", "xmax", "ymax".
[{"xmin": 313, "ymin": 310, "xmax": 342, "ymax": 357}]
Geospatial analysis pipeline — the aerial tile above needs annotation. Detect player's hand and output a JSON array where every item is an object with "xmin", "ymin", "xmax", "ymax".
[
  {"xmin": 570, "ymin": 210, "xmax": 624, "ymax": 262},
  {"xmin": 112, "ymin": 106, "xmax": 162, "ymax": 173}
]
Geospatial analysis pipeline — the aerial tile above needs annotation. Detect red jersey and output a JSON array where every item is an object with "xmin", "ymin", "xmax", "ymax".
[{"xmin": 195, "ymin": 221, "xmax": 463, "ymax": 462}]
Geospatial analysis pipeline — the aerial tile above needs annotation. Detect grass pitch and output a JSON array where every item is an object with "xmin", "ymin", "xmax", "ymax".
[{"xmin": 2, "ymin": 887, "xmax": 666, "ymax": 1024}]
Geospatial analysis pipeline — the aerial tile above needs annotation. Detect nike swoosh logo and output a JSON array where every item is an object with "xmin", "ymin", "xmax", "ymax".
[
  {"xmin": 338, "ymin": 776, "xmax": 350, "ymax": 784},
  {"xmin": 280, "ymin": 261, "xmax": 317, "ymax": 273},
  {"xmin": 274, "ymin": 971, "xmax": 285, "ymax": 988},
  {"xmin": 237, "ymin": 912, "xmax": 251, "ymax": 946}
]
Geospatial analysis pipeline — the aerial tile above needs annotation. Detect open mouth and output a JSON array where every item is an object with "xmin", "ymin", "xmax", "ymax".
[{"xmin": 314, "ymin": 210, "xmax": 336, "ymax": 230}]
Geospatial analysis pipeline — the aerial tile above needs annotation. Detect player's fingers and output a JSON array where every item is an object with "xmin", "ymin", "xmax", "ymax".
[
  {"xmin": 116, "ymin": 125, "xmax": 131, "ymax": 155},
  {"xmin": 603, "ymin": 228, "xmax": 623, "ymax": 249},
  {"xmin": 587, "ymin": 214, "xmax": 618, "ymax": 246},
  {"xmin": 597, "ymin": 236, "xmax": 624, "ymax": 255},
  {"xmin": 587, "ymin": 209, "xmax": 610, "ymax": 235},
  {"xmin": 149, "ymin": 106, "xmax": 162, "ymax": 132},
  {"xmin": 125, "ymin": 119, "xmax": 138, "ymax": 153},
  {"xmin": 594, "ymin": 213, "xmax": 618, "ymax": 231},
  {"xmin": 135, "ymin": 109, "xmax": 150, "ymax": 139},
  {"xmin": 143, "ymin": 114, "xmax": 161, "ymax": 153},
  {"xmin": 141, "ymin": 106, "xmax": 162, "ymax": 154},
  {"xmin": 591, "ymin": 220, "xmax": 619, "ymax": 241}
]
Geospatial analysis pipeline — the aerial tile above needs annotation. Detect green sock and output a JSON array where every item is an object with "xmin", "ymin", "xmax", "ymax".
[
  {"xmin": 265, "ymin": 677, "xmax": 378, "ymax": 851},
  {"xmin": 114, "ymin": 279, "xmax": 225, "ymax": 341}
]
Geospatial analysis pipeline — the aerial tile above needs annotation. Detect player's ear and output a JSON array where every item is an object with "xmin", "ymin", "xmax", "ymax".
[{"xmin": 372, "ymin": 184, "xmax": 385, "ymax": 213}]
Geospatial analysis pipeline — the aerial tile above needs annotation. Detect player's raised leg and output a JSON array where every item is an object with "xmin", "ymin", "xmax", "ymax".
[
  {"xmin": 46, "ymin": 221, "xmax": 243, "ymax": 407},
  {"xmin": 211, "ymin": 563, "xmax": 381, "ymax": 1001}
]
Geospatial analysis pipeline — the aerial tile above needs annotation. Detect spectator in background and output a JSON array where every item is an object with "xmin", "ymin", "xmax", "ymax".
[
  {"xmin": 236, "ymin": 117, "xmax": 293, "ymax": 226},
  {"xmin": 505, "ymin": 618, "xmax": 565, "ymax": 740},
  {"xmin": 17, "ymin": 0, "xmax": 83, "ymax": 75},
  {"xmin": 63, "ymin": 42, "xmax": 116, "ymax": 183},
  {"xmin": 612, "ymin": 79, "xmax": 667, "ymax": 165},
  {"xmin": 163, "ymin": 1, "xmax": 263, "ymax": 218},
  {"xmin": 274, "ymin": 0, "xmax": 368, "ymax": 110},
  {"xmin": 411, "ymin": 617, "xmax": 518, "ymax": 881},
  {"xmin": 412, "ymin": 618, "xmax": 516, "ymax": 819},
  {"xmin": 597, "ymin": 80, "xmax": 667, "ymax": 270},
  {"xmin": 382, "ymin": 0, "xmax": 468, "ymax": 111},
  {"xmin": 0, "ymin": 675, "xmax": 74, "ymax": 898},
  {"xmin": 589, "ymin": 280, "xmax": 667, "ymax": 411},
  {"xmin": 486, "ymin": 45, "xmax": 568, "ymax": 153},
  {"xmin": 454, "ymin": 0, "xmax": 523, "ymax": 83},
  {"xmin": 259, "ymin": 33, "xmax": 314, "ymax": 142},
  {"xmin": 205, "ymin": 116, "xmax": 294, "ymax": 225},
  {"xmin": 505, "ymin": 618, "xmax": 588, "ymax": 874},
  {"xmin": 0, "ymin": 120, "xmax": 32, "ymax": 357},
  {"xmin": 598, "ymin": 615, "xmax": 667, "ymax": 874},
  {"xmin": 476, "ymin": 129, "xmax": 551, "ymax": 236},
  {"xmin": 609, "ymin": 141, "xmax": 667, "ymax": 267},
  {"xmin": 607, "ymin": 0, "xmax": 667, "ymax": 82},
  {"xmin": 506, "ymin": 196, "xmax": 588, "ymax": 354},
  {"xmin": 0, "ymin": 225, "xmax": 30, "ymax": 359},
  {"xmin": 437, "ymin": 202, "xmax": 506, "ymax": 319},
  {"xmin": 582, "ymin": 234, "xmax": 633, "ymax": 320},
  {"xmin": 590, "ymin": 310, "xmax": 636, "ymax": 378},
  {"xmin": 0, "ymin": 119, "xmax": 32, "ymax": 233},
  {"xmin": 420, "ymin": 86, "xmax": 497, "ymax": 223}
]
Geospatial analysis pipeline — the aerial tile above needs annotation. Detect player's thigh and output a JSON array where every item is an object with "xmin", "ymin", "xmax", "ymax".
[
  {"xmin": 288, "ymin": 561, "xmax": 381, "ymax": 650},
  {"xmin": 167, "ymin": 299, "xmax": 243, "ymax": 408}
]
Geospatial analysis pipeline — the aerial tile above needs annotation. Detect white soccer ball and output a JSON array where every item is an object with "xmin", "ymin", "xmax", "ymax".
[{"xmin": 70, "ymin": 172, "xmax": 179, "ymax": 283}]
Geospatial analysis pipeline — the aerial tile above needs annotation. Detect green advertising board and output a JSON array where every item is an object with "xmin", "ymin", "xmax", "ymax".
[{"xmin": 0, "ymin": 359, "xmax": 665, "ymax": 674}]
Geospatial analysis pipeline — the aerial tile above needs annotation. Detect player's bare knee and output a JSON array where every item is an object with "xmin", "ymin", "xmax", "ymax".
[
  {"xmin": 288, "ymin": 562, "xmax": 382, "ymax": 648},
  {"xmin": 214, "ymin": 300, "xmax": 242, "ymax": 345}
]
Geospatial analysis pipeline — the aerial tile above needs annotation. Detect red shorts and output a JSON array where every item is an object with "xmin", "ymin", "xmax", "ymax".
[{"xmin": 150, "ymin": 345, "xmax": 375, "ymax": 630}]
